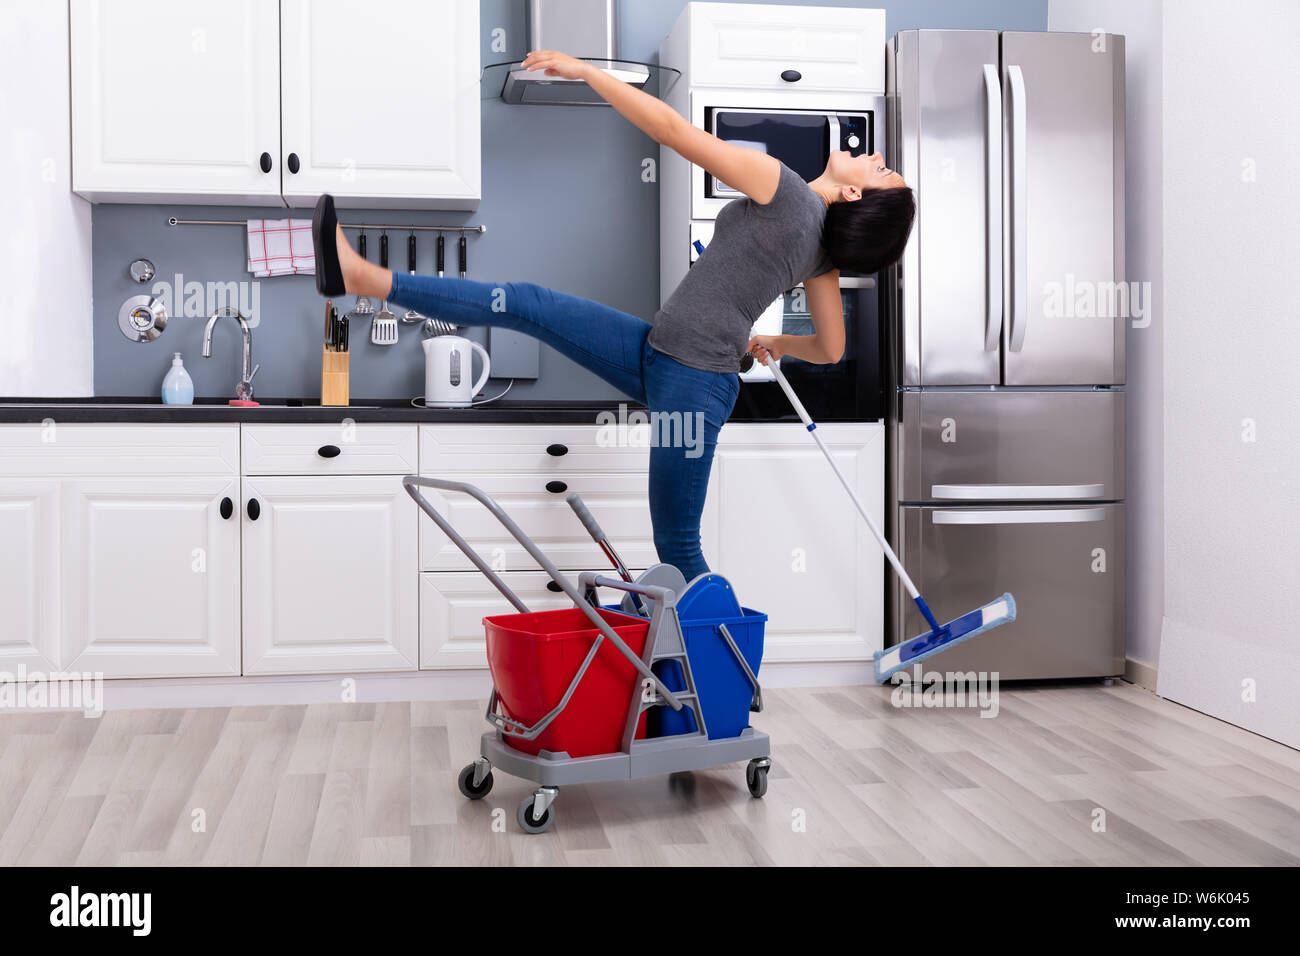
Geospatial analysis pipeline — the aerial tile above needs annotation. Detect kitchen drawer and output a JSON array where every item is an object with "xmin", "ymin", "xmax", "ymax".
[
  {"xmin": 419, "ymin": 569, "xmax": 641, "ymax": 669},
  {"xmin": 418, "ymin": 472, "xmax": 657, "ymax": 572},
  {"xmin": 685, "ymin": 3, "xmax": 885, "ymax": 91},
  {"xmin": 0, "ymin": 424, "xmax": 239, "ymax": 476},
  {"xmin": 242, "ymin": 424, "xmax": 417, "ymax": 475},
  {"xmin": 420, "ymin": 424, "xmax": 651, "ymax": 476},
  {"xmin": 892, "ymin": 503, "xmax": 1125, "ymax": 680},
  {"xmin": 896, "ymin": 390, "xmax": 1125, "ymax": 503}
]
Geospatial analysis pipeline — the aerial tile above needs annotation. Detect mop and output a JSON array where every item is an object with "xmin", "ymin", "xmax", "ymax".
[{"xmin": 763, "ymin": 357, "xmax": 1016, "ymax": 682}]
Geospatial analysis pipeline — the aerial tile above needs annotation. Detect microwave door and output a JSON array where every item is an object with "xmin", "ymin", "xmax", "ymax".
[{"xmin": 708, "ymin": 110, "xmax": 831, "ymax": 196}]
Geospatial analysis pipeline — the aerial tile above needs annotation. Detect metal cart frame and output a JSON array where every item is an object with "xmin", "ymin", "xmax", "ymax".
[{"xmin": 403, "ymin": 475, "xmax": 771, "ymax": 834}]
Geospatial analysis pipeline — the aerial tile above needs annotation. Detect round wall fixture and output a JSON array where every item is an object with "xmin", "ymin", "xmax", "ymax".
[
  {"xmin": 128, "ymin": 258, "xmax": 156, "ymax": 283},
  {"xmin": 118, "ymin": 295, "xmax": 168, "ymax": 343}
]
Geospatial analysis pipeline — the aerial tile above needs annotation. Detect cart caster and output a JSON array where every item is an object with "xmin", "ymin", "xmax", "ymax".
[
  {"xmin": 517, "ymin": 789, "xmax": 557, "ymax": 834},
  {"xmin": 457, "ymin": 761, "xmax": 494, "ymax": 800},
  {"xmin": 746, "ymin": 758, "xmax": 771, "ymax": 798}
]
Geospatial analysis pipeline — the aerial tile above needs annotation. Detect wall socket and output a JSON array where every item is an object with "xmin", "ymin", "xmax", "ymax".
[{"xmin": 487, "ymin": 328, "xmax": 540, "ymax": 380}]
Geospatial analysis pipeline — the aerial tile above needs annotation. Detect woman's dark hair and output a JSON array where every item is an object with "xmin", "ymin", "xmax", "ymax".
[{"xmin": 822, "ymin": 187, "xmax": 916, "ymax": 274}]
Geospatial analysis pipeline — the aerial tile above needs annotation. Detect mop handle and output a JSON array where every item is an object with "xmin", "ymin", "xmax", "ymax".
[{"xmin": 765, "ymin": 356, "xmax": 922, "ymax": 601}]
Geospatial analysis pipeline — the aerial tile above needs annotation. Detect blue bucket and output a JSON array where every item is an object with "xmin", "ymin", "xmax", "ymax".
[
  {"xmin": 648, "ymin": 606, "xmax": 766, "ymax": 739},
  {"xmin": 627, "ymin": 575, "xmax": 766, "ymax": 741}
]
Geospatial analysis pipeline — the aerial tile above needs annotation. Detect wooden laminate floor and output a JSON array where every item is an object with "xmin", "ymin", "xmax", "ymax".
[{"xmin": 0, "ymin": 681, "xmax": 1296, "ymax": 866}]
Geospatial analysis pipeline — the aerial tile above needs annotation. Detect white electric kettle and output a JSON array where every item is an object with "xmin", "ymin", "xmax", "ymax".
[{"xmin": 422, "ymin": 334, "xmax": 490, "ymax": 408}]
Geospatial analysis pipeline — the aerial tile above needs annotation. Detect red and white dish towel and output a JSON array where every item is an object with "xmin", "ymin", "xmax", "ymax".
[{"xmin": 246, "ymin": 218, "xmax": 315, "ymax": 277}]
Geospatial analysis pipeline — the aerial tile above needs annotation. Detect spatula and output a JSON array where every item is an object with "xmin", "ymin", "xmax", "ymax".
[{"xmin": 370, "ymin": 233, "xmax": 399, "ymax": 345}]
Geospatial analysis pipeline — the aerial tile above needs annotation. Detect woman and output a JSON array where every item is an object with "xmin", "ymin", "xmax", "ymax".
[{"xmin": 313, "ymin": 50, "xmax": 915, "ymax": 582}]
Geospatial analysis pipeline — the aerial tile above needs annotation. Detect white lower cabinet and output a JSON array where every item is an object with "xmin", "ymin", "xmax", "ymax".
[
  {"xmin": 704, "ymin": 423, "xmax": 884, "ymax": 662},
  {"xmin": 0, "ymin": 480, "xmax": 61, "ymax": 672},
  {"xmin": 0, "ymin": 419, "xmax": 885, "ymax": 684},
  {"xmin": 418, "ymin": 472, "xmax": 660, "ymax": 573},
  {"xmin": 241, "ymin": 475, "xmax": 418, "ymax": 674},
  {"xmin": 419, "ymin": 570, "xmax": 636, "ymax": 670},
  {"xmin": 61, "ymin": 476, "xmax": 242, "ymax": 677}
]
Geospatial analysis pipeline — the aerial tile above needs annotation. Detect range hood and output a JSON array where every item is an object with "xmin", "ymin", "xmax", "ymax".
[{"xmin": 492, "ymin": 0, "xmax": 677, "ymax": 106}]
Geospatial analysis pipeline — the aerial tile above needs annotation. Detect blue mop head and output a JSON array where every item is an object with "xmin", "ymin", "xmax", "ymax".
[{"xmin": 873, "ymin": 593, "xmax": 1016, "ymax": 684}]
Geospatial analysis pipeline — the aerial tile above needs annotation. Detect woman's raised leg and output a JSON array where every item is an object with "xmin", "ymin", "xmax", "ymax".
[{"xmin": 333, "ymin": 223, "xmax": 649, "ymax": 403}]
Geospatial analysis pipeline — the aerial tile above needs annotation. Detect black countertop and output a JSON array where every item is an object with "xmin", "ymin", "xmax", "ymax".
[{"xmin": 0, "ymin": 397, "xmax": 655, "ymax": 425}]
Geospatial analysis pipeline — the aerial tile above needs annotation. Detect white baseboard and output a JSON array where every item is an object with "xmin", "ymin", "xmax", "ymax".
[
  {"xmin": 1124, "ymin": 656, "xmax": 1158, "ymax": 690},
  {"xmin": 22, "ymin": 660, "xmax": 875, "ymax": 713},
  {"xmin": 92, "ymin": 669, "xmax": 495, "ymax": 712}
]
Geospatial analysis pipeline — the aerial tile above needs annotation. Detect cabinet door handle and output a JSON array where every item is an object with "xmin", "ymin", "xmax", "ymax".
[
  {"xmin": 545, "ymin": 480, "xmax": 568, "ymax": 495},
  {"xmin": 287, "ymin": 152, "xmax": 300, "ymax": 174},
  {"xmin": 247, "ymin": 498, "xmax": 261, "ymax": 521},
  {"xmin": 219, "ymin": 496, "xmax": 234, "ymax": 520},
  {"xmin": 317, "ymin": 444, "xmax": 342, "ymax": 459},
  {"xmin": 780, "ymin": 69, "xmax": 802, "ymax": 83},
  {"xmin": 546, "ymin": 581, "xmax": 563, "ymax": 593},
  {"xmin": 259, "ymin": 151, "xmax": 273, "ymax": 173},
  {"xmin": 546, "ymin": 443, "xmax": 568, "ymax": 457}
]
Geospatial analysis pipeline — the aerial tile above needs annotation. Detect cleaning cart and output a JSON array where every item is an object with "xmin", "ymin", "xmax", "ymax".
[{"xmin": 403, "ymin": 475, "xmax": 772, "ymax": 834}]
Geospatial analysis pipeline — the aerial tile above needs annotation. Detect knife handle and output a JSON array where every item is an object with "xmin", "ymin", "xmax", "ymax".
[
  {"xmin": 458, "ymin": 235, "xmax": 467, "ymax": 278},
  {"xmin": 436, "ymin": 234, "xmax": 445, "ymax": 276}
]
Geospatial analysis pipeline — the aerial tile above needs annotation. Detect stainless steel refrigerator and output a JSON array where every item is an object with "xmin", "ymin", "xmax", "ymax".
[{"xmin": 884, "ymin": 30, "xmax": 1126, "ymax": 680}]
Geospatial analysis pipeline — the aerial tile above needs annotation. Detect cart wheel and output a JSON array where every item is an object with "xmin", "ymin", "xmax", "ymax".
[
  {"xmin": 457, "ymin": 763, "xmax": 494, "ymax": 800},
  {"xmin": 517, "ymin": 795, "xmax": 555, "ymax": 834},
  {"xmin": 746, "ymin": 760, "xmax": 769, "ymax": 798}
]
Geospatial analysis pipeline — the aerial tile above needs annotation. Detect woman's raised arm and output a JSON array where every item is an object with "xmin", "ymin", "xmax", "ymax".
[{"xmin": 520, "ymin": 50, "xmax": 781, "ymax": 204}]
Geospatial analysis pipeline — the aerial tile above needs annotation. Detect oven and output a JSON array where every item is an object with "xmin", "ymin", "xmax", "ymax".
[{"xmin": 730, "ymin": 275, "xmax": 884, "ymax": 423}]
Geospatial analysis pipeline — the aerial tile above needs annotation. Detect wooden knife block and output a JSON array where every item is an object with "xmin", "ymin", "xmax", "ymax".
[{"xmin": 321, "ymin": 345, "xmax": 350, "ymax": 406}]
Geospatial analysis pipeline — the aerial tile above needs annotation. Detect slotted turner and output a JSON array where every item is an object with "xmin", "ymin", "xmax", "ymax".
[{"xmin": 371, "ymin": 233, "xmax": 399, "ymax": 345}]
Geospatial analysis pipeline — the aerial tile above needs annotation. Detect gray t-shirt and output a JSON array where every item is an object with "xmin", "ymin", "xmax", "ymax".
[{"xmin": 649, "ymin": 161, "xmax": 835, "ymax": 373}]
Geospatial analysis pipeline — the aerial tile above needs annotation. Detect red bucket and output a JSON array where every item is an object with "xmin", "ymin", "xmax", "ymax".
[{"xmin": 484, "ymin": 606, "xmax": 650, "ymax": 758}]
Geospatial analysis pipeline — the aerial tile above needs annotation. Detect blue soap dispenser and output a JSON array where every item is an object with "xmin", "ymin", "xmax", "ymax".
[{"xmin": 161, "ymin": 352, "xmax": 195, "ymax": 405}]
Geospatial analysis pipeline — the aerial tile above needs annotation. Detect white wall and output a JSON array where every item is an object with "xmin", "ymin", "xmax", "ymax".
[
  {"xmin": 1157, "ymin": 0, "xmax": 1299, "ymax": 748},
  {"xmin": 1048, "ymin": 0, "xmax": 1164, "ymax": 683},
  {"xmin": 0, "ymin": 0, "xmax": 94, "ymax": 396}
]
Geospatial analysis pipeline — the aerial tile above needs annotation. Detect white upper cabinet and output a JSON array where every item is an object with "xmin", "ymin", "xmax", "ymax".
[
  {"xmin": 279, "ymin": 0, "xmax": 481, "ymax": 210},
  {"xmin": 70, "ymin": 0, "xmax": 283, "ymax": 204},
  {"xmin": 70, "ymin": 0, "xmax": 481, "ymax": 208},
  {"xmin": 676, "ymin": 2, "xmax": 885, "ymax": 93}
]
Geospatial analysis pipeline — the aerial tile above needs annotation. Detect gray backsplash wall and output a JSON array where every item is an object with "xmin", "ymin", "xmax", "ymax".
[{"xmin": 90, "ymin": 0, "xmax": 1046, "ymax": 401}]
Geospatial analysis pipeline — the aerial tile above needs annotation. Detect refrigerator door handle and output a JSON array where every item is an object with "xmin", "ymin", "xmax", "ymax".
[
  {"xmin": 931, "ymin": 483, "xmax": 1106, "ymax": 501},
  {"xmin": 983, "ymin": 63, "xmax": 1003, "ymax": 353},
  {"xmin": 1006, "ymin": 64, "xmax": 1028, "ymax": 353},
  {"xmin": 933, "ymin": 507, "xmax": 1106, "ymax": 526}
]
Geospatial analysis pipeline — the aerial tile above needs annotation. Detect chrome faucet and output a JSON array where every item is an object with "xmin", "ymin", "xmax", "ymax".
[{"xmin": 202, "ymin": 307, "xmax": 260, "ymax": 402}]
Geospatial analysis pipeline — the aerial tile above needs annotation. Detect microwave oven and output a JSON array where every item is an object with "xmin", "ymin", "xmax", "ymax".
[
  {"xmin": 689, "ymin": 95, "xmax": 885, "ymax": 220},
  {"xmin": 705, "ymin": 108, "xmax": 871, "ymax": 198}
]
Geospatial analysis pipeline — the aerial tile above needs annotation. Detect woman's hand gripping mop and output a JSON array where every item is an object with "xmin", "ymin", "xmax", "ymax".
[{"xmin": 763, "ymin": 357, "xmax": 1016, "ymax": 682}]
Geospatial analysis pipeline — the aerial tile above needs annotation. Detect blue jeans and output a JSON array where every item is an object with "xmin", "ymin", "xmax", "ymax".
[{"xmin": 387, "ymin": 273, "xmax": 740, "ymax": 581}]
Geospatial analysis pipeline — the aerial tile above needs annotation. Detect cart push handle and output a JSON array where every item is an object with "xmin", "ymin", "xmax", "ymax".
[{"xmin": 402, "ymin": 476, "xmax": 687, "ymax": 719}]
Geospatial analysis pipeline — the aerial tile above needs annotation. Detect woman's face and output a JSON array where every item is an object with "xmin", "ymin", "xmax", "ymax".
[{"xmin": 826, "ymin": 150, "xmax": 907, "ymax": 193}]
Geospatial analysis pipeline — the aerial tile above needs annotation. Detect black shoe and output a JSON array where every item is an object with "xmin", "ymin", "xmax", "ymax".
[{"xmin": 312, "ymin": 194, "xmax": 346, "ymax": 296}]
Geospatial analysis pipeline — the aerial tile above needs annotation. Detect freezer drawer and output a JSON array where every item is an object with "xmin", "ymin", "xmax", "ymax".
[
  {"xmin": 895, "ymin": 388, "xmax": 1124, "ymax": 503},
  {"xmin": 891, "ymin": 503, "xmax": 1124, "ymax": 680}
]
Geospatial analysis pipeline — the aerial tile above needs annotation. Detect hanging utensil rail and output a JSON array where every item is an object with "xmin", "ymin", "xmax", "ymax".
[{"xmin": 167, "ymin": 217, "xmax": 486, "ymax": 233}]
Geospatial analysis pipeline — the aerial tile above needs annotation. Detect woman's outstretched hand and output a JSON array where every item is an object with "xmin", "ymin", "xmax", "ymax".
[
  {"xmin": 747, "ymin": 335, "xmax": 784, "ymax": 366},
  {"xmin": 520, "ymin": 50, "xmax": 593, "ymax": 81}
]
